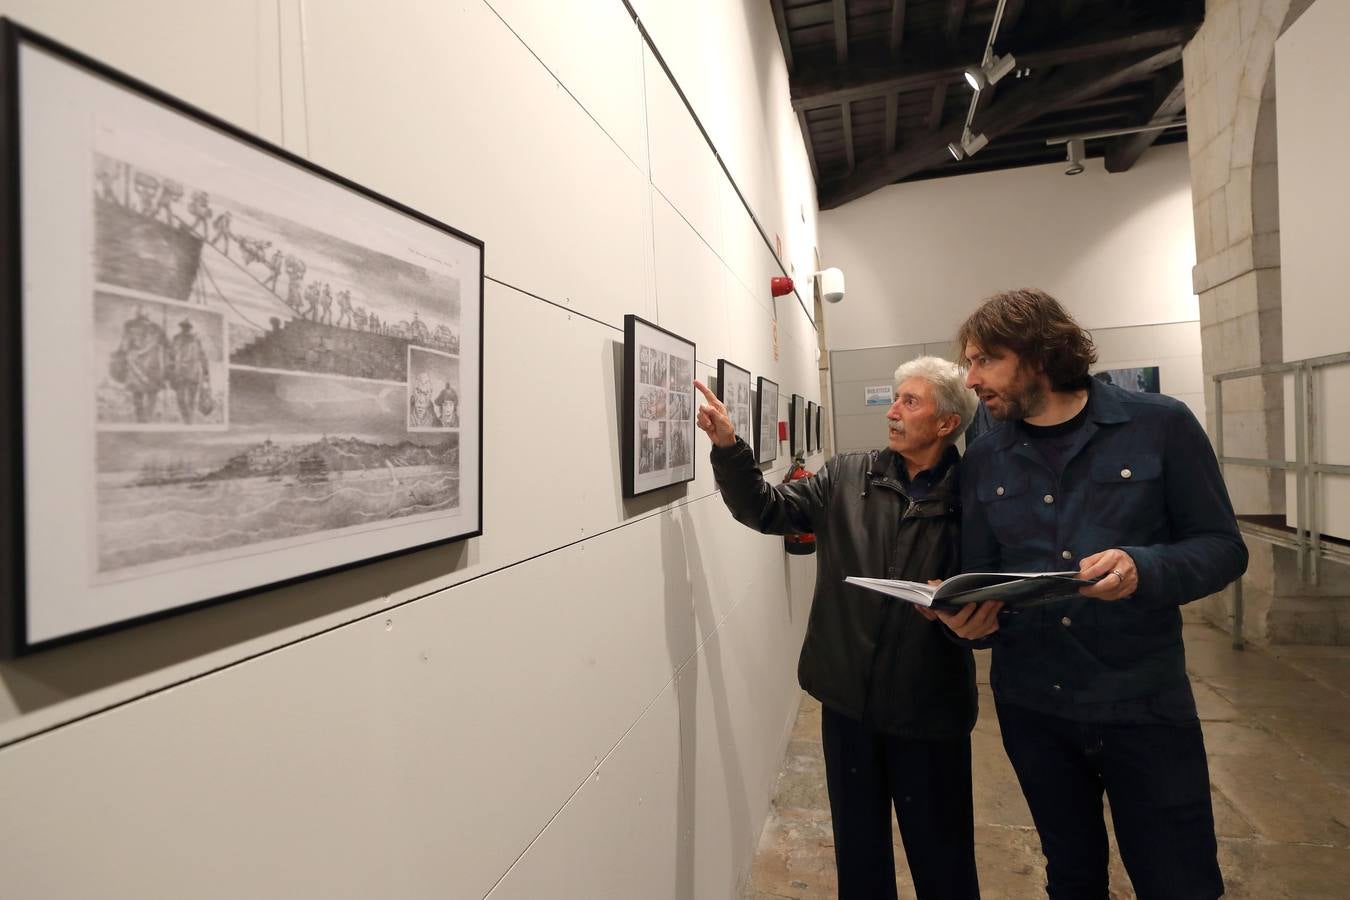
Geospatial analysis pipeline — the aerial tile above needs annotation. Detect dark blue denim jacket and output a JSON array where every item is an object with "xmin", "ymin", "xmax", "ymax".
[{"xmin": 961, "ymin": 379, "xmax": 1248, "ymax": 722}]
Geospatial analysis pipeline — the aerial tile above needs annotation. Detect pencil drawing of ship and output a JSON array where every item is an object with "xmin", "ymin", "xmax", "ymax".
[{"xmin": 95, "ymin": 195, "xmax": 203, "ymax": 299}]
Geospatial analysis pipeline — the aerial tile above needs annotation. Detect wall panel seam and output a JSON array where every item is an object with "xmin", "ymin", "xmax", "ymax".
[
  {"xmin": 481, "ymin": 0, "xmax": 647, "ymax": 175},
  {"xmin": 0, "ymin": 477, "xmax": 791, "ymax": 753},
  {"xmin": 617, "ymin": 0, "xmax": 816, "ymax": 329}
]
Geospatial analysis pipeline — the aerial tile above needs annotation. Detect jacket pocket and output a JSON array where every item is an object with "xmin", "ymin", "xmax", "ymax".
[
  {"xmin": 1089, "ymin": 452, "xmax": 1164, "ymax": 532},
  {"xmin": 975, "ymin": 470, "xmax": 1030, "ymax": 532}
]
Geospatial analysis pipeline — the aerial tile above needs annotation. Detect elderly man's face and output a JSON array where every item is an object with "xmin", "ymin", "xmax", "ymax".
[{"xmin": 886, "ymin": 376, "xmax": 948, "ymax": 456}]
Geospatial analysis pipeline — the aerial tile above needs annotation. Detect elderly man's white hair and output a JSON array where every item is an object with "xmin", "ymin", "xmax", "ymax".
[{"xmin": 893, "ymin": 356, "xmax": 979, "ymax": 442}]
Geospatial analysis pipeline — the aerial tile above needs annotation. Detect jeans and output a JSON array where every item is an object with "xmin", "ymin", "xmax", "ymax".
[
  {"xmin": 821, "ymin": 704, "xmax": 980, "ymax": 900},
  {"xmin": 996, "ymin": 701, "xmax": 1222, "ymax": 899}
]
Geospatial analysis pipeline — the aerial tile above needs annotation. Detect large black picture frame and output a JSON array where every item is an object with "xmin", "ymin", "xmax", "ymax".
[
  {"xmin": 806, "ymin": 401, "xmax": 816, "ymax": 453},
  {"xmin": 623, "ymin": 314, "xmax": 696, "ymax": 498},
  {"xmin": 753, "ymin": 376, "xmax": 778, "ymax": 465},
  {"xmin": 789, "ymin": 394, "xmax": 805, "ymax": 458},
  {"xmin": 0, "ymin": 22, "xmax": 486, "ymax": 656}
]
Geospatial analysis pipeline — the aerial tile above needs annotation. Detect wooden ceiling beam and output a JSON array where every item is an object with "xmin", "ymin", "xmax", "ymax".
[
  {"xmin": 927, "ymin": 82, "xmax": 947, "ymax": 131},
  {"xmin": 790, "ymin": 22, "xmax": 1199, "ymax": 110},
  {"xmin": 834, "ymin": 0, "xmax": 849, "ymax": 66},
  {"xmin": 889, "ymin": 0, "xmax": 907, "ymax": 58},
  {"xmin": 885, "ymin": 92, "xmax": 899, "ymax": 152},
  {"xmin": 818, "ymin": 44, "xmax": 1184, "ymax": 208},
  {"xmin": 945, "ymin": 0, "xmax": 968, "ymax": 48},
  {"xmin": 842, "ymin": 100, "xmax": 856, "ymax": 172},
  {"xmin": 1105, "ymin": 64, "xmax": 1187, "ymax": 172}
]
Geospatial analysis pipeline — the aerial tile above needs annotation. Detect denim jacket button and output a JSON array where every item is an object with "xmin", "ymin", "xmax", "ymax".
[
  {"xmin": 1043, "ymin": 494, "xmax": 1054, "ymax": 504},
  {"xmin": 1121, "ymin": 468, "xmax": 1132, "ymax": 479},
  {"xmin": 1061, "ymin": 617, "xmax": 1072, "ymax": 627},
  {"xmin": 995, "ymin": 485, "xmax": 1005, "ymax": 496},
  {"xmin": 1061, "ymin": 550, "xmax": 1073, "ymax": 560}
]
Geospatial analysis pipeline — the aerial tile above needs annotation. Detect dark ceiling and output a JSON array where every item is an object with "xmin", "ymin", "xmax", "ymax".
[{"xmin": 771, "ymin": 0, "xmax": 1205, "ymax": 209}]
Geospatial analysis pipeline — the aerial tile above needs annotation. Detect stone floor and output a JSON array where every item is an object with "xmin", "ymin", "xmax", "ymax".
[{"xmin": 744, "ymin": 615, "xmax": 1350, "ymax": 899}]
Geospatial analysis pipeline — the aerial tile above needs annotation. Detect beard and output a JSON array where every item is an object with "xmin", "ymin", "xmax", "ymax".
[{"xmin": 984, "ymin": 373, "xmax": 1047, "ymax": 421}]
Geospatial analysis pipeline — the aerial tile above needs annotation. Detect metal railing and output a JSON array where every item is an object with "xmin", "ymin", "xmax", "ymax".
[{"xmin": 1213, "ymin": 350, "xmax": 1350, "ymax": 648}]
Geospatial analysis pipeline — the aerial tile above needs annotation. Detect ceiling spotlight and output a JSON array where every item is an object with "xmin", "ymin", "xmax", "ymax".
[
  {"xmin": 948, "ymin": 128, "xmax": 989, "ymax": 162},
  {"xmin": 1065, "ymin": 138, "xmax": 1085, "ymax": 176},
  {"xmin": 986, "ymin": 53, "xmax": 1016, "ymax": 86},
  {"xmin": 963, "ymin": 53, "xmax": 1017, "ymax": 92}
]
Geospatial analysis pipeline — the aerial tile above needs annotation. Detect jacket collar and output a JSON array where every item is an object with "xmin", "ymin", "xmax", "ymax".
[
  {"xmin": 871, "ymin": 443, "xmax": 961, "ymax": 500},
  {"xmin": 990, "ymin": 377, "xmax": 1131, "ymax": 450}
]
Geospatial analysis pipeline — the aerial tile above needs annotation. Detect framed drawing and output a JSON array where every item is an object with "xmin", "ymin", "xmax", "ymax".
[
  {"xmin": 816, "ymin": 402, "xmax": 823, "ymax": 452},
  {"xmin": 806, "ymin": 401, "xmax": 816, "ymax": 453},
  {"xmin": 1093, "ymin": 366, "xmax": 1160, "ymax": 393},
  {"xmin": 754, "ymin": 376, "xmax": 778, "ymax": 465},
  {"xmin": 790, "ymin": 394, "xmax": 806, "ymax": 458},
  {"xmin": 624, "ymin": 315, "xmax": 696, "ymax": 497},
  {"xmin": 716, "ymin": 359, "xmax": 752, "ymax": 450},
  {"xmin": 0, "ymin": 24, "xmax": 485, "ymax": 655}
]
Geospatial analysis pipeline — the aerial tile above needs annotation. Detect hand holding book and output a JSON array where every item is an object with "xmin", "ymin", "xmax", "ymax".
[{"xmin": 844, "ymin": 571, "xmax": 1095, "ymax": 612}]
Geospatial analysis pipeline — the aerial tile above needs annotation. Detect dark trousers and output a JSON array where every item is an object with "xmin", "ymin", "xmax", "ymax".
[
  {"xmin": 996, "ymin": 702, "xmax": 1223, "ymax": 900},
  {"xmin": 820, "ymin": 703, "xmax": 980, "ymax": 900}
]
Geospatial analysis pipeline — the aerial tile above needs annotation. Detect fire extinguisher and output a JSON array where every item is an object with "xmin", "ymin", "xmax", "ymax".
[{"xmin": 782, "ymin": 451, "xmax": 817, "ymax": 555}]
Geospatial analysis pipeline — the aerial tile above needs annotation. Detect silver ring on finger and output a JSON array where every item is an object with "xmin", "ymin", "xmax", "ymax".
[{"xmin": 1112, "ymin": 569, "xmax": 1124, "ymax": 584}]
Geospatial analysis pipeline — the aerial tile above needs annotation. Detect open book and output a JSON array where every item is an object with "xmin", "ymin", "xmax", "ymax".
[{"xmin": 845, "ymin": 571, "xmax": 1094, "ymax": 611}]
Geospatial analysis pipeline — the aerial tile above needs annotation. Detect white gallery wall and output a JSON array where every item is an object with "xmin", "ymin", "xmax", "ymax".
[
  {"xmin": 1276, "ymin": 0, "xmax": 1350, "ymax": 541},
  {"xmin": 0, "ymin": 2, "xmax": 824, "ymax": 898},
  {"xmin": 818, "ymin": 144, "xmax": 1204, "ymax": 443},
  {"xmin": 818, "ymin": 143, "xmax": 1201, "ymax": 355}
]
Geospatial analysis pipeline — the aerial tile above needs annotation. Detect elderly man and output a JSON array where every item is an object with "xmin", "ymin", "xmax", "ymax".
[
  {"xmin": 943, "ymin": 289, "xmax": 1247, "ymax": 900},
  {"xmin": 694, "ymin": 357, "xmax": 981, "ymax": 900}
]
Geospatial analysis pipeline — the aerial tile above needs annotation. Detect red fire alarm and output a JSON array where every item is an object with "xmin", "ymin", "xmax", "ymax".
[
  {"xmin": 778, "ymin": 420, "xmax": 788, "ymax": 441},
  {"xmin": 771, "ymin": 276, "xmax": 794, "ymax": 297}
]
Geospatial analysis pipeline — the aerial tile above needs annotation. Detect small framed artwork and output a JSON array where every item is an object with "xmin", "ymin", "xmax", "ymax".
[
  {"xmin": 1, "ymin": 23, "xmax": 485, "ymax": 655},
  {"xmin": 716, "ymin": 359, "xmax": 752, "ymax": 449},
  {"xmin": 806, "ymin": 401, "xmax": 817, "ymax": 453},
  {"xmin": 624, "ymin": 315, "xmax": 696, "ymax": 497},
  {"xmin": 754, "ymin": 376, "xmax": 779, "ymax": 465},
  {"xmin": 816, "ymin": 403, "xmax": 823, "ymax": 451},
  {"xmin": 1093, "ymin": 366, "xmax": 1160, "ymax": 393},
  {"xmin": 790, "ymin": 394, "xmax": 806, "ymax": 458}
]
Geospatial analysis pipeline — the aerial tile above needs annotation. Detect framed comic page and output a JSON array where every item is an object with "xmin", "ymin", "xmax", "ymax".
[
  {"xmin": 816, "ymin": 401, "xmax": 823, "ymax": 452},
  {"xmin": 716, "ymin": 359, "xmax": 752, "ymax": 450},
  {"xmin": 0, "ymin": 23, "xmax": 484, "ymax": 654},
  {"xmin": 754, "ymin": 376, "xmax": 778, "ymax": 465},
  {"xmin": 789, "ymin": 394, "xmax": 805, "ymax": 458},
  {"xmin": 624, "ymin": 315, "xmax": 696, "ymax": 497},
  {"xmin": 806, "ymin": 401, "xmax": 816, "ymax": 453}
]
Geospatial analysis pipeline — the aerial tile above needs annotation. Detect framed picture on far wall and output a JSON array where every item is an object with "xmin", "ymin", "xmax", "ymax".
[
  {"xmin": 0, "ymin": 23, "xmax": 484, "ymax": 656},
  {"xmin": 1093, "ymin": 365, "xmax": 1160, "ymax": 393},
  {"xmin": 790, "ymin": 394, "xmax": 806, "ymax": 458},
  {"xmin": 716, "ymin": 359, "xmax": 752, "ymax": 450},
  {"xmin": 806, "ymin": 401, "xmax": 817, "ymax": 453},
  {"xmin": 624, "ymin": 315, "xmax": 696, "ymax": 497},
  {"xmin": 816, "ymin": 402, "xmax": 823, "ymax": 452},
  {"xmin": 754, "ymin": 376, "xmax": 779, "ymax": 465}
]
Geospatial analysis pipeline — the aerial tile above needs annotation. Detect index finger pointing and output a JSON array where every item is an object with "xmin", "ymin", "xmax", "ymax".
[{"xmin": 692, "ymin": 380, "xmax": 722, "ymax": 407}]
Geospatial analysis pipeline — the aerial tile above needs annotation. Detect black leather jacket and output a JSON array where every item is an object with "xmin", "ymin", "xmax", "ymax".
[{"xmin": 710, "ymin": 439, "xmax": 976, "ymax": 739}]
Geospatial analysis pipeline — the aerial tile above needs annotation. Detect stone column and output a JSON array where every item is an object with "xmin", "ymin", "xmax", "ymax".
[{"xmin": 1184, "ymin": 0, "xmax": 1342, "ymax": 642}]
